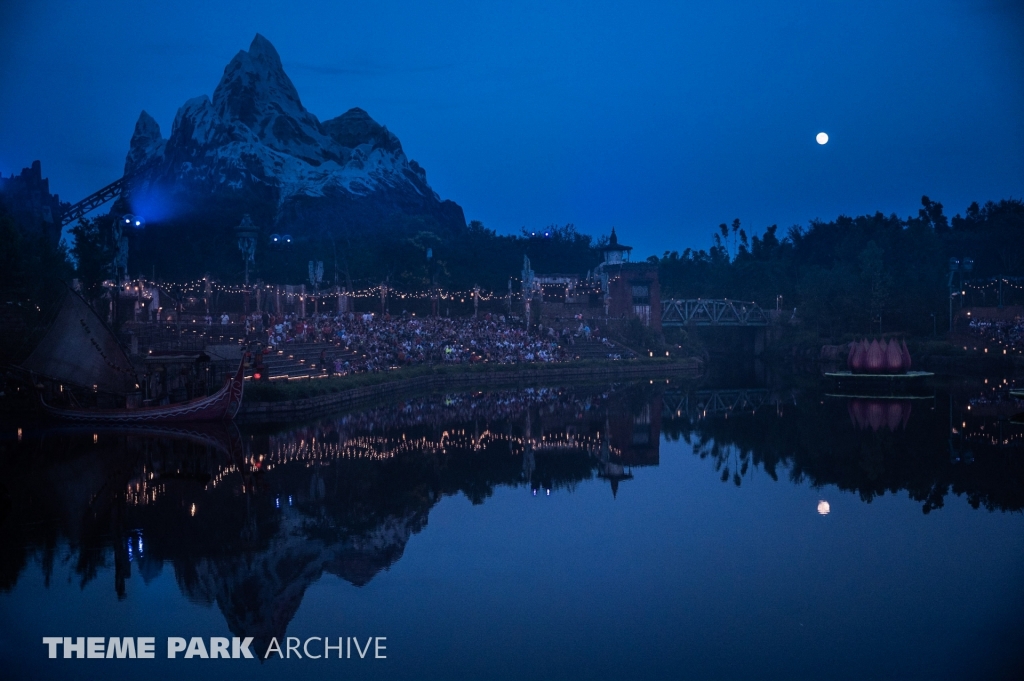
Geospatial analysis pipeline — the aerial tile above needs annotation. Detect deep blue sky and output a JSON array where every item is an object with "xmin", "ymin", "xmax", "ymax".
[{"xmin": 1, "ymin": 0, "xmax": 1021, "ymax": 257}]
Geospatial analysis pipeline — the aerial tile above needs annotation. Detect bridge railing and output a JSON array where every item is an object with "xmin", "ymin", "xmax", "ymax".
[{"xmin": 661, "ymin": 299, "xmax": 768, "ymax": 327}]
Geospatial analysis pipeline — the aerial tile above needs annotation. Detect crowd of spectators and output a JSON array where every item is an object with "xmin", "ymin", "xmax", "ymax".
[
  {"xmin": 967, "ymin": 317, "xmax": 1024, "ymax": 354},
  {"xmin": 333, "ymin": 313, "xmax": 570, "ymax": 368},
  {"xmin": 245, "ymin": 310, "xmax": 627, "ymax": 374}
]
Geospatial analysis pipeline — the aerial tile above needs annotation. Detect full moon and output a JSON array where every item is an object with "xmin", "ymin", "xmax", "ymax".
[
  {"xmin": 817, "ymin": 500, "xmax": 831, "ymax": 515},
  {"xmin": 816, "ymin": 132, "xmax": 829, "ymax": 145}
]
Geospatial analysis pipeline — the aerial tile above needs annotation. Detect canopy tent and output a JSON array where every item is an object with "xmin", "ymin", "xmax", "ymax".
[{"xmin": 19, "ymin": 285, "xmax": 138, "ymax": 395}]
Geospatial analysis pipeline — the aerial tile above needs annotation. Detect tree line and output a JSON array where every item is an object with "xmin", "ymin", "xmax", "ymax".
[
  {"xmin": 653, "ymin": 197, "xmax": 1024, "ymax": 338},
  {"xmin": 3, "ymin": 194, "xmax": 1022, "ymax": 342},
  {"xmin": 65, "ymin": 213, "xmax": 603, "ymax": 297}
]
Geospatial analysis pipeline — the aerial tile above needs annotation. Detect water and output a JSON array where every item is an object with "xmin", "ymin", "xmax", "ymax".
[{"xmin": 1, "ymin": 376, "xmax": 1023, "ymax": 680}]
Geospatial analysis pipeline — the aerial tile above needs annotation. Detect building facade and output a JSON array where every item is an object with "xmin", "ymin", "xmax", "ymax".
[
  {"xmin": 522, "ymin": 228, "xmax": 662, "ymax": 333},
  {"xmin": 0, "ymin": 160, "xmax": 65, "ymax": 246},
  {"xmin": 595, "ymin": 228, "xmax": 662, "ymax": 332}
]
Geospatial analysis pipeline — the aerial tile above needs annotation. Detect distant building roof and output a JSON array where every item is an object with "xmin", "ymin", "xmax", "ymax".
[{"xmin": 596, "ymin": 227, "xmax": 633, "ymax": 252}]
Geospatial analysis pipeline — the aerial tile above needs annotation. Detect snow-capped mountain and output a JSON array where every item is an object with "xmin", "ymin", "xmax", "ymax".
[{"xmin": 122, "ymin": 34, "xmax": 464, "ymax": 235}]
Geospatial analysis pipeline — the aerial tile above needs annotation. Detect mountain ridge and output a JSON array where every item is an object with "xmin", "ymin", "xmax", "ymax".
[{"xmin": 120, "ymin": 33, "xmax": 464, "ymax": 244}]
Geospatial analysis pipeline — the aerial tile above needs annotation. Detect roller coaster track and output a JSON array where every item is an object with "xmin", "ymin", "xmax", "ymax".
[{"xmin": 58, "ymin": 176, "xmax": 127, "ymax": 227}]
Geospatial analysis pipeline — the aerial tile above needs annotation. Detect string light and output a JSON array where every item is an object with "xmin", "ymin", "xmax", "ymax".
[
  {"xmin": 114, "ymin": 278, "xmax": 530, "ymax": 302},
  {"xmin": 964, "ymin": 277, "xmax": 1024, "ymax": 291}
]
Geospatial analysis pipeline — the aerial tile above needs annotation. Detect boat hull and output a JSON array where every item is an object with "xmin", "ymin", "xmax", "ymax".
[{"xmin": 39, "ymin": 362, "xmax": 244, "ymax": 423}]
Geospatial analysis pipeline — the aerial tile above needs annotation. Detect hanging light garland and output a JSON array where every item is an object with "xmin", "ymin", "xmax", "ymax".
[
  {"xmin": 964, "ymin": 277, "xmax": 1024, "ymax": 291},
  {"xmin": 114, "ymin": 278, "xmax": 545, "ymax": 302}
]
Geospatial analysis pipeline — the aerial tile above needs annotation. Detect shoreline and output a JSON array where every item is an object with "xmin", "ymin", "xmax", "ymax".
[{"xmin": 239, "ymin": 357, "xmax": 703, "ymax": 421}]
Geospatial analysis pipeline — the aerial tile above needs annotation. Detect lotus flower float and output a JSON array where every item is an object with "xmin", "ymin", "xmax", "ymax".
[{"xmin": 847, "ymin": 338, "xmax": 912, "ymax": 374}]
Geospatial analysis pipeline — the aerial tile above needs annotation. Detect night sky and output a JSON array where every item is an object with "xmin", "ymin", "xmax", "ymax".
[{"xmin": 1, "ymin": 0, "xmax": 1021, "ymax": 257}]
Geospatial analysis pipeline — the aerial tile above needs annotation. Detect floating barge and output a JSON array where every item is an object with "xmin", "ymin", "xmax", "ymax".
[
  {"xmin": 824, "ymin": 371, "xmax": 935, "ymax": 397},
  {"xmin": 824, "ymin": 371, "xmax": 934, "ymax": 379}
]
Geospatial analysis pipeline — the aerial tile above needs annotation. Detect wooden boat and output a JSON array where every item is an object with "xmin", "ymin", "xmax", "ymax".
[
  {"xmin": 38, "ymin": 360, "xmax": 245, "ymax": 423},
  {"xmin": 13, "ymin": 283, "xmax": 245, "ymax": 423}
]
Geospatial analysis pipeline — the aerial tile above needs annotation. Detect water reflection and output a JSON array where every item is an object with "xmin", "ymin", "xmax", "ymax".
[
  {"xmin": 1, "ymin": 376, "xmax": 1023, "ymax": 654},
  {"xmin": 0, "ymin": 385, "xmax": 661, "ymax": 650},
  {"xmin": 846, "ymin": 398, "xmax": 913, "ymax": 432},
  {"xmin": 661, "ymin": 377, "xmax": 1024, "ymax": 514}
]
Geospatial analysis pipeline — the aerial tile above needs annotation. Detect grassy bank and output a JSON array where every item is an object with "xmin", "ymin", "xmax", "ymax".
[{"xmin": 244, "ymin": 357, "xmax": 697, "ymax": 403}]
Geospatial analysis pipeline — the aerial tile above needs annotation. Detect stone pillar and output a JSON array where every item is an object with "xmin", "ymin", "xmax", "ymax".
[{"xmin": 601, "ymin": 273, "xmax": 610, "ymax": 319}]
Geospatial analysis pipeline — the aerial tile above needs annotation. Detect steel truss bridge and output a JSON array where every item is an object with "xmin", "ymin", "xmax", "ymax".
[
  {"xmin": 662, "ymin": 388, "xmax": 797, "ymax": 420},
  {"xmin": 661, "ymin": 299, "xmax": 769, "ymax": 327}
]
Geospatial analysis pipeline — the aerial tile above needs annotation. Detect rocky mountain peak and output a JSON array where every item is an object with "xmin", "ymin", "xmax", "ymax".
[
  {"xmin": 323, "ymin": 107, "xmax": 402, "ymax": 154},
  {"xmin": 134, "ymin": 110, "xmax": 163, "ymax": 140},
  {"xmin": 124, "ymin": 110, "xmax": 166, "ymax": 175},
  {"xmin": 121, "ymin": 34, "xmax": 465, "ymax": 242},
  {"xmin": 212, "ymin": 34, "xmax": 315, "ymax": 140},
  {"xmin": 248, "ymin": 33, "xmax": 283, "ymax": 69}
]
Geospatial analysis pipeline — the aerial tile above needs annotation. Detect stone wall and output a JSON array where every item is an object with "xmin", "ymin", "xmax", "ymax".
[{"xmin": 240, "ymin": 359, "xmax": 702, "ymax": 421}]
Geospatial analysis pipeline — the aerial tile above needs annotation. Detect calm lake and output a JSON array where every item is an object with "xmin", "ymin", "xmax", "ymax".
[{"xmin": 2, "ymin": 374, "xmax": 1023, "ymax": 680}]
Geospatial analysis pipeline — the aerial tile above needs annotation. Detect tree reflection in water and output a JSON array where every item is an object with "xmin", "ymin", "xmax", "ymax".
[
  {"xmin": 0, "ymin": 385, "xmax": 660, "ymax": 650},
  {"xmin": 661, "ymin": 378, "xmax": 1024, "ymax": 514},
  {"xmin": 1, "ymin": 377, "xmax": 1022, "ymax": 649}
]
